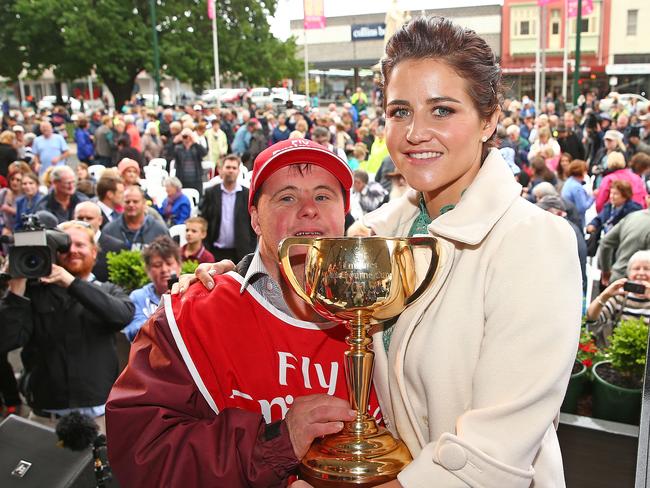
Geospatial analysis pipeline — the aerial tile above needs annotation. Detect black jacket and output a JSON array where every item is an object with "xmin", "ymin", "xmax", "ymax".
[
  {"xmin": 199, "ymin": 185, "xmax": 257, "ymax": 261},
  {"xmin": 0, "ymin": 278, "xmax": 134, "ymax": 410},
  {"xmin": 94, "ymin": 231, "xmax": 128, "ymax": 282},
  {"xmin": 34, "ymin": 190, "xmax": 89, "ymax": 224}
]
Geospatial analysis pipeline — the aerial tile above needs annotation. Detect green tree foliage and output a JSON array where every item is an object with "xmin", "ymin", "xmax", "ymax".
[
  {"xmin": 5, "ymin": 0, "xmax": 301, "ymax": 106},
  {"xmin": 107, "ymin": 250, "xmax": 149, "ymax": 293}
]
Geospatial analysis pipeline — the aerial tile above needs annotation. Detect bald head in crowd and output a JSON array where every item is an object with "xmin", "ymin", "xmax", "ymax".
[{"xmin": 74, "ymin": 201, "xmax": 104, "ymax": 233}]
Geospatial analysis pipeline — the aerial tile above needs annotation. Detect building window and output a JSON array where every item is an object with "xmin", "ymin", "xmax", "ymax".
[
  {"xmin": 627, "ymin": 10, "xmax": 638, "ymax": 36},
  {"xmin": 580, "ymin": 18, "xmax": 589, "ymax": 33},
  {"xmin": 520, "ymin": 20, "xmax": 530, "ymax": 36},
  {"xmin": 552, "ymin": 22, "xmax": 560, "ymax": 35}
]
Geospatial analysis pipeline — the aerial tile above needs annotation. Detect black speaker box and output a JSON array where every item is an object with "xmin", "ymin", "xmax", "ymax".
[{"xmin": 0, "ymin": 415, "xmax": 95, "ymax": 487}]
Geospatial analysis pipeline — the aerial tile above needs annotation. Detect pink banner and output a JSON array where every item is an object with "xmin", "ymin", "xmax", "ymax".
[
  {"xmin": 567, "ymin": 0, "xmax": 593, "ymax": 18},
  {"xmin": 303, "ymin": 0, "xmax": 326, "ymax": 30},
  {"xmin": 537, "ymin": 0, "xmax": 551, "ymax": 5},
  {"xmin": 207, "ymin": 0, "xmax": 215, "ymax": 20}
]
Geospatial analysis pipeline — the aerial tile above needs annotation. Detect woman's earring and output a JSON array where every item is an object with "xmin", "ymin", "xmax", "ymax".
[{"xmin": 481, "ymin": 136, "xmax": 488, "ymax": 142}]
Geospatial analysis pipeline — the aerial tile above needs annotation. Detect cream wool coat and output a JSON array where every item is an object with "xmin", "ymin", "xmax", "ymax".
[{"xmin": 362, "ymin": 149, "xmax": 582, "ymax": 488}]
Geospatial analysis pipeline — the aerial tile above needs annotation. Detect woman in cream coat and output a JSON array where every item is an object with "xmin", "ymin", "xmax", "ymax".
[
  {"xmin": 185, "ymin": 16, "xmax": 583, "ymax": 488},
  {"xmin": 356, "ymin": 17, "xmax": 582, "ymax": 488}
]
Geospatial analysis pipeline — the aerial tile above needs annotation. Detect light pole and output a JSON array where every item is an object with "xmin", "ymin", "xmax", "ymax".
[
  {"xmin": 150, "ymin": 0, "xmax": 161, "ymax": 106},
  {"xmin": 572, "ymin": 0, "xmax": 583, "ymax": 105}
]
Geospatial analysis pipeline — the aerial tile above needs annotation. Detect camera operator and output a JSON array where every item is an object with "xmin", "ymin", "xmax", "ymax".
[{"xmin": 0, "ymin": 220, "xmax": 134, "ymax": 433}]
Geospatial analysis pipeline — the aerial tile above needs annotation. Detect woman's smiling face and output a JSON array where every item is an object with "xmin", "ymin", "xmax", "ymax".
[{"xmin": 384, "ymin": 58, "xmax": 497, "ymax": 197}]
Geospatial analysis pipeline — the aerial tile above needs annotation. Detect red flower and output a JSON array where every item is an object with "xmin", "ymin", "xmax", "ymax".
[{"xmin": 582, "ymin": 358, "xmax": 593, "ymax": 368}]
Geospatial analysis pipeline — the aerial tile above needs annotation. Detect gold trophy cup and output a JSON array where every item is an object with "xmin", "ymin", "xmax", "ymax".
[{"xmin": 278, "ymin": 236, "xmax": 440, "ymax": 487}]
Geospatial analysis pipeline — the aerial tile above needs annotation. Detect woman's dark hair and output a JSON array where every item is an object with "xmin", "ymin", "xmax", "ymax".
[
  {"xmin": 630, "ymin": 153, "xmax": 650, "ymax": 176},
  {"xmin": 556, "ymin": 152, "xmax": 573, "ymax": 179},
  {"xmin": 530, "ymin": 156, "xmax": 555, "ymax": 182},
  {"xmin": 611, "ymin": 179, "xmax": 633, "ymax": 201},
  {"xmin": 143, "ymin": 235, "xmax": 181, "ymax": 268},
  {"xmin": 381, "ymin": 16, "xmax": 503, "ymax": 148}
]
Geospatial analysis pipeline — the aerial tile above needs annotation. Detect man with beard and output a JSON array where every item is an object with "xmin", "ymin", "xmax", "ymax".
[
  {"xmin": 200, "ymin": 154, "xmax": 256, "ymax": 262},
  {"xmin": 0, "ymin": 220, "xmax": 134, "ymax": 433}
]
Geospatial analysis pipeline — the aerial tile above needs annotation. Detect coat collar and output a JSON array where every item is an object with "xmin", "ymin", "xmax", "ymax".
[{"xmin": 428, "ymin": 148, "xmax": 522, "ymax": 245}]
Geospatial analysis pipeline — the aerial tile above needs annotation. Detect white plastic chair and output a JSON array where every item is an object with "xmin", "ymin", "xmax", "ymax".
[
  {"xmin": 87, "ymin": 164, "xmax": 106, "ymax": 181},
  {"xmin": 182, "ymin": 188, "xmax": 201, "ymax": 216},
  {"xmin": 148, "ymin": 158, "xmax": 167, "ymax": 170},
  {"xmin": 169, "ymin": 224, "xmax": 187, "ymax": 247},
  {"xmin": 144, "ymin": 166, "xmax": 168, "ymax": 187},
  {"xmin": 169, "ymin": 159, "xmax": 176, "ymax": 178}
]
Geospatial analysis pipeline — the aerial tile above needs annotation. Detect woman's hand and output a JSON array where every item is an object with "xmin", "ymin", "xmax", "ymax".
[
  {"xmin": 600, "ymin": 278, "xmax": 627, "ymax": 302},
  {"xmin": 170, "ymin": 260, "xmax": 236, "ymax": 294}
]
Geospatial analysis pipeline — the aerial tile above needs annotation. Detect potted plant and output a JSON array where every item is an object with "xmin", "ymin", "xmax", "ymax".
[
  {"xmin": 592, "ymin": 317, "xmax": 649, "ymax": 424},
  {"xmin": 561, "ymin": 328, "xmax": 602, "ymax": 414}
]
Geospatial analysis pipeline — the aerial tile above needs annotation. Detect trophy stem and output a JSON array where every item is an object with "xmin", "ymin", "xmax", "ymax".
[{"xmin": 343, "ymin": 316, "xmax": 377, "ymax": 436}]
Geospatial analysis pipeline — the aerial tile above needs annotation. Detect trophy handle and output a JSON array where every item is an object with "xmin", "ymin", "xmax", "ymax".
[
  {"xmin": 278, "ymin": 237, "xmax": 316, "ymax": 307},
  {"xmin": 404, "ymin": 236, "xmax": 439, "ymax": 306}
]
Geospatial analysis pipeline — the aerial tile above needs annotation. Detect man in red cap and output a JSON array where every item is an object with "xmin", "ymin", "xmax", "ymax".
[{"xmin": 106, "ymin": 139, "xmax": 381, "ymax": 487}]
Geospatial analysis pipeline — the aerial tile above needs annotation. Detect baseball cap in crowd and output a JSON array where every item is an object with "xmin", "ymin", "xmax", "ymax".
[
  {"xmin": 117, "ymin": 158, "xmax": 141, "ymax": 176},
  {"xmin": 248, "ymin": 138, "xmax": 353, "ymax": 212},
  {"xmin": 629, "ymin": 126, "xmax": 641, "ymax": 139},
  {"xmin": 604, "ymin": 129, "xmax": 623, "ymax": 141},
  {"xmin": 12, "ymin": 125, "xmax": 24, "ymax": 133},
  {"xmin": 599, "ymin": 112, "xmax": 612, "ymax": 122},
  {"xmin": 193, "ymin": 104, "xmax": 203, "ymax": 111}
]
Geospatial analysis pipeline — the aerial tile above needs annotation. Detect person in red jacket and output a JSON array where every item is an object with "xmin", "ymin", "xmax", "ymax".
[{"xmin": 105, "ymin": 139, "xmax": 382, "ymax": 487}]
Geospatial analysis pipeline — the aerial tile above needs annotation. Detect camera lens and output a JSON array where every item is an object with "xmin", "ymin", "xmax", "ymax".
[{"xmin": 24, "ymin": 254, "xmax": 43, "ymax": 270}]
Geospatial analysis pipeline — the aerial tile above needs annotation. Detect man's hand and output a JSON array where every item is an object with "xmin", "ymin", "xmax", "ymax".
[
  {"xmin": 8, "ymin": 277, "xmax": 27, "ymax": 296},
  {"xmin": 39, "ymin": 264, "xmax": 75, "ymax": 288},
  {"xmin": 285, "ymin": 394, "xmax": 355, "ymax": 460},
  {"xmin": 170, "ymin": 260, "xmax": 236, "ymax": 294}
]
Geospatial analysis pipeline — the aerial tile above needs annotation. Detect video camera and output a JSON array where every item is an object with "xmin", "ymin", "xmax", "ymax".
[{"xmin": 7, "ymin": 213, "xmax": 71, "ymax": 279}]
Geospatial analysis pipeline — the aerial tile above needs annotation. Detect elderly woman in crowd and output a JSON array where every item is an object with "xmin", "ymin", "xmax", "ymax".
[
  {"xmin": 586, "ymin": 250, "xmax": 650, "ymax": 347},
  {"xmin": 156, "ymin": 176, "xmax": 191, "ymax": 226},
  {"xmin": 588, "ymin": 179, "xmax": 642, "ymax": 236},
  {"xmin": 594, "ymin": 151, "xmax": 647, "ymax": 213}
]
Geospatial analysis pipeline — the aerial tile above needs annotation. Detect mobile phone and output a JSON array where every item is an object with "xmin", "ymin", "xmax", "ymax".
[{"xmin": 623, "ymin": 281, "xmax": 646, "ymax": 294}]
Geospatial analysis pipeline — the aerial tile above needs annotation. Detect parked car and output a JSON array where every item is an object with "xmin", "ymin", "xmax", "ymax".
[
  {"xmin": 599, "ymin": 92, "xmax": 650, "ymax": 113},
  {"xmin": 271, "ymin": 88, "xmax": 308, "ymax": 111},
  {"xmin": 201, "ymin": 88, "xmax": 246, "ymax": 106},
  {"xmin": 247, "ymin": 87, "xmax": 272, "ymax": 107},
  {"xmin": 37, "ymin": 95, "xmax": 81, "ymax": 112}
]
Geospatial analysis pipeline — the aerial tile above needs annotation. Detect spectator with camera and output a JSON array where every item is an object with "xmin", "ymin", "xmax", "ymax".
[
  {"xmin": 586, "ymin": 250, "xmax": 650, "ymax": 347},
  {"xmin": 0, "ymin": 220, "xmax": 134, "ymax": 433},
  {"xmin": 35, "ymin": 166, "xmax": 88, "ymax": 223},
  {"xmin": 122, "ymin": 236, "xmax": 182, "ymax": 342}
]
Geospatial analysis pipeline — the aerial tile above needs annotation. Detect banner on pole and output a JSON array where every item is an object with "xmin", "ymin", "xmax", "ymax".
[
  {"xmin": 304, "ymin": 0, "xmax": 326, "ymax": 30},
  {"xmin": 567, "ymin": 0, "xmax": 593, "ymax": 18},
  {"xmin": 207, "ymin": 0, "xmax": 215, "ymax": 20}
]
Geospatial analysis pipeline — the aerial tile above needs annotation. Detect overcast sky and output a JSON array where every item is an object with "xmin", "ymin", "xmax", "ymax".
[{"xmin": 269, "ymin": 0, "xmax": 503, "ymax": 39}]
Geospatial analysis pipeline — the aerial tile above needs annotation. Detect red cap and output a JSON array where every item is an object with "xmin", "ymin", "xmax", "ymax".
[{"xmin": 248, "ymin": 138, "xmax": 353, "ymax": 212}]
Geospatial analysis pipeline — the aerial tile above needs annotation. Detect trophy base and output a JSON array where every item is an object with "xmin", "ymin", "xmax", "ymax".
[{"xmin": 299, "ymin": 426, "xmax": 412, "ymax": 487}]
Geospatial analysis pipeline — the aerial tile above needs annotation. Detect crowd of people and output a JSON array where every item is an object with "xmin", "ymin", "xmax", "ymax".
[{"xmin": 0, "ymin": 14, "xmax": 649, "ymax": 486}]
